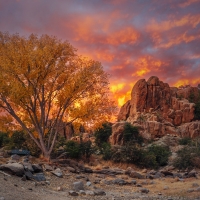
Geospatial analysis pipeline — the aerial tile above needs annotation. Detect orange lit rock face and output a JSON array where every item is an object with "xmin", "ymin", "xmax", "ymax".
[{"xmin": 113, "ymin": 76, "xmax": 200, "ymax": 142}]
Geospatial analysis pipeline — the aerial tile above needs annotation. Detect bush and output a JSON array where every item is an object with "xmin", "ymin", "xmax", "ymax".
[
  {"xmin": 173, "ymin": 146, "xmax": 200, "ymax": 169},
  {"xmin": 179, "ymin": 137, "xmax": 192, "ymax": 145},
  {"xmin": 195, "ymin": 101, "xmax": 200, "ymax": 120},
  {"xmin": 123, "ymin": 123, "xmax": 143, "ymax": 145},
  {"xmin": 101, "ymin": 142, "xmax": 112, "ymax": 160},
  {"xmin": 64, "ymin": 140, "xmax": 81, "ymax": 159},
  {"xmin": 64, "ymin": 139, "xmax": 94, "ymax": 160},
  {"xmin": 147, "ymin": 145, "xmax": 171, "ymax": 166},
  {"xmin": 8, "ymin": 131, "xmax": 26, "ymax": 149},
  {"xmin": 94, "ymin": 122, "xmax": 112, "ymax": 147},
  {"xmin": 80, "ymin": 140, "xmax": 94, "ymax": 160},
  {"xmin": 0, "ymin": 132, "xmax": 10, "ymax": 148},
  {"xmin": 110, "ymin": 143, "xmax": 170, "ymax": 169}
]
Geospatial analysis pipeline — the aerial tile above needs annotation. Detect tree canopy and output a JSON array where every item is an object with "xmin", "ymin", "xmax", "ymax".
[{"xmin": 0, "ymin": 32, "xmax": 116, "ymax": 159}]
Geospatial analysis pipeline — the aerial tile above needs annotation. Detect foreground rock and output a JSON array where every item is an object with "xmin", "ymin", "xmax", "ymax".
[{"xmin": 0, "ymin": 163, "xmax": 24, "ymax": 176}]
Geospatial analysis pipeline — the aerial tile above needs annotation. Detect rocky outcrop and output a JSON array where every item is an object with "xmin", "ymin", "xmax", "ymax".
[
  {"xmin": 176, "ymin": 86, "xmax": 200, "ymax": 103},
  {"xmin": 116, "ymin": 76, "xmax": 200, "ymax": 139},
  {"xmin": 178, "ymin": 121, "xmax": 200, "ymax": 138},
  {"xmin": 118, "ymin": 76, "xmax": 196, "ymax": 126}
]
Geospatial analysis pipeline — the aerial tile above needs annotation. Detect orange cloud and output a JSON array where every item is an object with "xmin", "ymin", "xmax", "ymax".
[
  {"xmin": 147, "ymin": 14, "xmax": 200, "ymax": 32},
  {"xmin": 174, "ymin": 78, "xmax": 200, "ymax": 87},
  {"xmin": 107, "ymin": 27, "xmax": 139, "ymax": 45}
]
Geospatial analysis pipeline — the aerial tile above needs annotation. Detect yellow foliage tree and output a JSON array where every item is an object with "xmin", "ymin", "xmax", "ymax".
[{"xmin": 0, "ymin": 32, "xmax": 116, "ymax": 160}]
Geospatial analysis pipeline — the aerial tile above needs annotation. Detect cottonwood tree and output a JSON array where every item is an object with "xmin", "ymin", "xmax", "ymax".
[{"xmin": 0, "ymin": 32, "xmax": 116, "ymax": 160}]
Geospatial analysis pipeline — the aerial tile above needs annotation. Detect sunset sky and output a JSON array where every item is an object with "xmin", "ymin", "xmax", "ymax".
[{"xmin": 0, "ymin": 0, "xmax": 200, "ymax": 106}]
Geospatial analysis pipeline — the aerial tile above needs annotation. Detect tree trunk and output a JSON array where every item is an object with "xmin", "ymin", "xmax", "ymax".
[{"xmin": 41, "ymin": 148, "xmax": 51, "ymax": 162}]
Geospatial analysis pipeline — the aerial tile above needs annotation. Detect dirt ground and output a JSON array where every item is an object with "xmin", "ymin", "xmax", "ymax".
[{"xmin": 1, "ymin": 165, "xmax": 200, "ymax": 200}]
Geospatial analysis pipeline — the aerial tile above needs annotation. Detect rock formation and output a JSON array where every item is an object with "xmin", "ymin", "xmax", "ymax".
[
  {"xmin": 118, "ymin": 76, "xmax": 196, "ymax": 126},
  {"xmin": 114, "ymin": 76, "xmax": 200, "ymax": 141}
]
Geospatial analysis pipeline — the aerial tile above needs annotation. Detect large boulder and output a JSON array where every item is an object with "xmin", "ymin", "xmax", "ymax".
[
  {"xmin": 129, "ymin": 79, "xmax": 148, "ymax": 115},
  {"xmin": 118, "ymin": 100, "xmax": 131, "ymax": 121},
  {"xmin": 0, "ymin": 163, "xmax": 24, "ymax": 176}
]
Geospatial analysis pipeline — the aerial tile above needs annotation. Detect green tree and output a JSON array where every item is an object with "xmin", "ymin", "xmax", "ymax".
[{"xmin": 0, "ymin": 32, "xmax": 116, "ymax": 160}]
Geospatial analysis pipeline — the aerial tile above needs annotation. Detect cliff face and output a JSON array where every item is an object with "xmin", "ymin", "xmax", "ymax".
[{"xmin": 114, "ymin": 76, "xmax": 200, "ymax": 142}]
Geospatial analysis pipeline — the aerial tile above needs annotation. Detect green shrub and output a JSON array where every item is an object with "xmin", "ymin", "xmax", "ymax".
[
  {"xmin": 0, "ymin": 132, "xmax": 10, "ymax": 148},
  {"xmin": 173, "ymin": 146, "xmax": 200, "ymax": 169},
  {"xmin": 179, "ymin": 137, "xmax": 192, "ymax": 145},
  {"xmin": 123, "ymin": 123, "xmax": 143, "ymax": 145},
  {"xmin": 80, "ymin": 140, "xmax": 94, "ymax": 160},
  {"xmin": 195, "ymin": 101, "xmax": 200, "ymax": 120},
  {"xmin": 64, "ymin": 139, "xmax": 94, "ymax": 160},
  {"xmin": 110, "ymin": 143, "xmax": 170, "ymax": 169},
  {"xmin": 101, "ymin": 142, "xmax": 112, "ymax": 160},
  {"xmin": 147, "ymin": 145, "xmax": 171, "ymax": 166},
  {"xmin": 64, "ymin": 140, "xmax": 81, "ymax": 159},
  {"xmin": 94, "ymin": 122, "xmax": 112, "ymax": 147}
]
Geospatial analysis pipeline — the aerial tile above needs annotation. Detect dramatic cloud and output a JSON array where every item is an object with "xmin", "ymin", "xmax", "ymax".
[{"xmin": 0, "ymin": 0, "xmax": 200, "ymax": 106}]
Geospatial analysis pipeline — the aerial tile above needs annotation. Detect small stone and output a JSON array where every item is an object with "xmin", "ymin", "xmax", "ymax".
[
  {"xmin": 136, "ymin": 184, "xmax": 142, "ymax": 187},
  {"xmin": 130, "ymin": 171, "xmax": 145, "ymax": 179},
  {"xmin": 192, "ymin": 183, "xmax": 199, "ymax": 187},
  {"xmin": 112, "ymin": 178, "xmax": 127, "ymax": 185},
  {"xmin": 25, "ymin": 170, "xmax": 34, "ymax": 180},
  {"xmin": 76, "ymin": 175, "xmax": 85, "ymax": 179},
  {"xmin": 130, "ymin": 179, "xmax": 137, "ymax": 185},
  {"xmin": 94, "ymin": 188, "xmax": 106, "ymax": 196},
  {"xmin": 69, "ymin": 190, "xmax": 79, "ymax": 196},
  {"xmin": 23, "ymin": 162, "xmax": 34, "ymax": 172},
  {"xmin": 79, "ymin": 190, "xmax": 86, "ymax": 195},
  {"xmin": 33, "ymin": 173, "xmax": 46, "ymax": 181},
  {"xmin": 45, "ymin": 181, "xmax": 50, "ymax": 185},
  {"xmin": 195, "ymin": 187, "xmax": 200, "ymax": 191},
  {"xmin": 85, "ymin": 190, "xmax": 95, "ymax": 196},
  {"xmin": 73, "ymin": 181, "xmax": 84, "ymax": 191},
  {"xmin": 0, "ymin": 197, "xmax": 5, "ymax": 200},
  {"xmin": 86, "ymin": 181, "xmax": 92, "ymax": 187},
  {"xmin": 51, "ymin": 168, "xmax": 63, "ymax": 178},
  {"xmin": 67, "ymin": 166, "xmax": 76, "ymax": 173},
  {"xmin": 84, "ymin": 167, "xmax": 93, "ymax": 173},
  {"xmin": 187, "ymin": 188, "xmax": 194, "ymax": 193},
  {"xmin": 163, "ymin": 186, "xmax": 169, "ymax": 190},
  {"xmin": 43, "ymin": 164, "xmax": 53, "ymax": 171},
  {"xmin": 32, "ymin": 164, "xmax": 43, "ymax": 173},
  {"xmin": 140, "ymin": 188, "xmax": 149, "ymax": 193}
]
